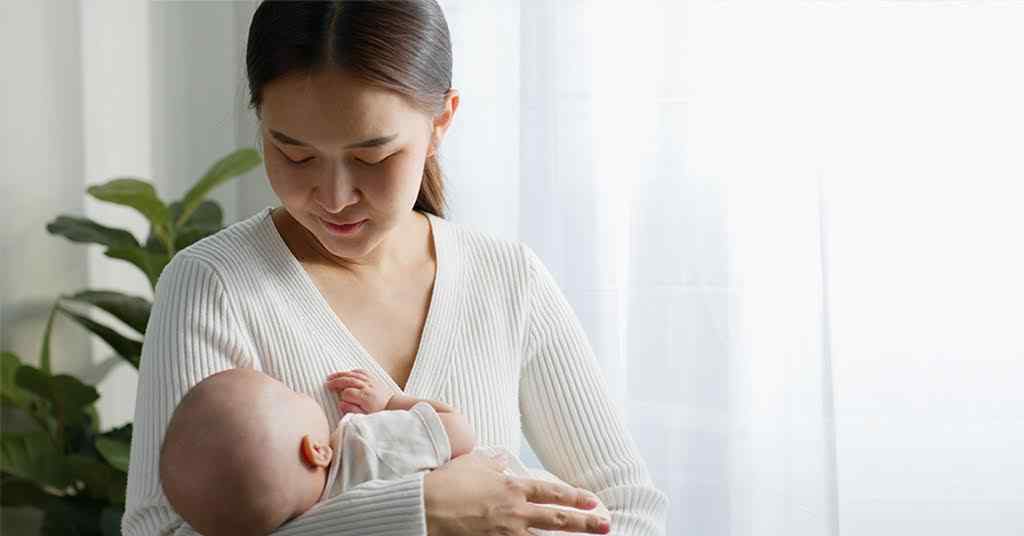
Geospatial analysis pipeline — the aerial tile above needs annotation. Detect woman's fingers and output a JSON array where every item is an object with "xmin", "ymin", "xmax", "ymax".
[
  {"xmin": 522, "ymin": 505, "xmax": 610, "ymax": 534},
  {"xmin": 522, "ymin": 480, "xmax": 600, "ymax": 511},
  {"xmin": 511, "ymin": 478, "xmax": 608, "ymax": 533}
]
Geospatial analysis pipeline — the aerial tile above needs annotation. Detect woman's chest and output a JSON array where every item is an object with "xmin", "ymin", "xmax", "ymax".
[
  {"xmin": 241, "ymin": 254, "xmax": 526, "ymax": 448},
  {"xmin": 309, "ymin": 266, "xmax": 435, "ymax": 391}
]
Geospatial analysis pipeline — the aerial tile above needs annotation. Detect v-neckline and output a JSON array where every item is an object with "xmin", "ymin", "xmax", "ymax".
[{"xmin": 262, "ymin": 207, "xmax": 453, "ymax": 395}]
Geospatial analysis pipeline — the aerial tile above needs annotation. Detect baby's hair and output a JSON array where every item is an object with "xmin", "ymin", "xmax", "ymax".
[{"xmin": 159, "ymin": 368, "xmax": 288, "ymax": 535}]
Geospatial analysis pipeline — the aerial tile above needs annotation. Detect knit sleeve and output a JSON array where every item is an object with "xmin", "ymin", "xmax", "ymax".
[
  {"xmin": 518, "ymin": 243, "xmax": 669, "ymax": 536},
  {"xmin": 121, "ymin": 254, "xmax": 427, "ymax": 536}
]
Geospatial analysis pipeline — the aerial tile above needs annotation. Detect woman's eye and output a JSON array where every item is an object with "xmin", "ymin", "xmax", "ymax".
[
  {"xmin": 357, "ymin": 152, "xmax": 397, "ymax": 167},
  {"xmin": 285, "ymin": 156, "xmax": 314, "ymax": 166},
  {"xmin": 280, "ymin": 150, "xmax": 395, "ymax": 167}
]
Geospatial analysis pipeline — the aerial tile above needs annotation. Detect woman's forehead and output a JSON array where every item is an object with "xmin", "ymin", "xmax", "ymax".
[{"xmin": 260, "ymin": 71, "xmax": 420, "ymax": 142}]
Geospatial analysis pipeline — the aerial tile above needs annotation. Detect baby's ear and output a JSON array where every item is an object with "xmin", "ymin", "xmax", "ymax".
[{"xmin": 300, "ymin": 435, "xmax": 333, "ymax": 468}]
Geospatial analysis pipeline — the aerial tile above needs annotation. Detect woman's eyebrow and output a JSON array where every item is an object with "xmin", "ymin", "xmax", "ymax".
[{"xmin": 269, "ymin": 129, "xmax": 397, "ymax": 149}]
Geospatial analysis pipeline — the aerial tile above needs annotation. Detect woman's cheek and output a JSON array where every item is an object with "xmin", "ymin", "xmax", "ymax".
[
  {"xmin": 266, "ymin": 161, "xmax": 309, "ymax": 205},
  {"xmin": 388, "ymin": 154, "xmax": 428, "ymax": 200}
]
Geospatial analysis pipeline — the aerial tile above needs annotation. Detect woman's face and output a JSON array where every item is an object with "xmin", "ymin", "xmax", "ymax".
[{"xmin": 259, "ymin": 69, "xmax": 453, "ymax": 262}]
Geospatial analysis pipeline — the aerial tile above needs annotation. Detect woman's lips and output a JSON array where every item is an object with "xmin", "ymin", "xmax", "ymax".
[{"xmin": 321, "ymin": 218, "xmax": 367, "ymax": 236}]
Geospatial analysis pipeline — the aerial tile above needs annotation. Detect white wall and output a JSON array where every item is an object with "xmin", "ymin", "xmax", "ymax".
[{"xmin": 2, "ymin": 2, "xmax": 89, "ymax": 532}]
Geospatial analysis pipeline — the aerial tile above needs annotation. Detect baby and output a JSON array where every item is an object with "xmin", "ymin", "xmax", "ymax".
[{"xmin": 159, "ymin": 367, "xmax": 609, "ymax": 535}]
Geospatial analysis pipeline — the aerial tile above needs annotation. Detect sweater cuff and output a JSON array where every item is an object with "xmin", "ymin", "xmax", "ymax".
[{"xmin": 599, "ymin": 485, "xmax": 670, "ymax": 536}]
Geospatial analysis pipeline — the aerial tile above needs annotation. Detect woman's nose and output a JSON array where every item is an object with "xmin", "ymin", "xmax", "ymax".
[{"xmin": 314, "ymin": 167, "xmax": 361, "ymax": 214}]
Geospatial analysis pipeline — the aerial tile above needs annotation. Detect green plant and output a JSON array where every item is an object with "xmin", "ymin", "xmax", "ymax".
[{"xmin": 1, "ymin": 148, "xmax": 262, "ymax": 535}]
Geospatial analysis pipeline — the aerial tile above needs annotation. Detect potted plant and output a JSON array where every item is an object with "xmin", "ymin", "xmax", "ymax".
[{"xmin": 1, "ymin": 148, "xmax": 262, "ymax": 535}]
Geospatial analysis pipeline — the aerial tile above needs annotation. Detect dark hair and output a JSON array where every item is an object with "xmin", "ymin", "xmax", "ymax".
[{"xmin": 245, "ymin": 0, "xmax": 452, "ymax": 218}]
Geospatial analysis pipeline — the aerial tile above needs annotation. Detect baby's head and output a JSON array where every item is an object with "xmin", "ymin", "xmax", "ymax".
[{"xmin": 160, "ymin": 368, "xmax": 334, "ymax": 535}]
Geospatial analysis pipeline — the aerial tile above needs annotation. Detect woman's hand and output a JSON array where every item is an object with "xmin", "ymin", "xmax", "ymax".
[
  {"xmin": 325, "ymin": 369, "xmax": 391, "ymax": 414},
  {"xmin": 423, "ymin": 451, "xmax": 611, "ymax": 535}
]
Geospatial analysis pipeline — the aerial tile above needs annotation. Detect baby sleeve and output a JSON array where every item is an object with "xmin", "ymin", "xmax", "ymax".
[{"xmin": 336, "ymin": 402, "xmax": 452, "ymax": 493}]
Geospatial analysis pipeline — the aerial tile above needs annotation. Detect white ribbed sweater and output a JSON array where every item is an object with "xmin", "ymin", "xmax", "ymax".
[{"xmin": 122, "ymin": 207, "xmax": 668, "ymax": 535}]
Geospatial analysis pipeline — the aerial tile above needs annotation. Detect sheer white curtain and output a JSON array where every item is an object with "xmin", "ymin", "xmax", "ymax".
[
  {"xmin": 439, "ymin": 2, "xmax": 1024, "ymax": 536},
  {"xmin": 440, "ymin": 2, "xmax": 834, "ymax": 534}
]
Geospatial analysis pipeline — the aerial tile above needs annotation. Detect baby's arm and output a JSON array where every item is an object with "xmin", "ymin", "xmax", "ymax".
[
  {"xmin": 386, "ymin": 392, "xmax": 455, "ymax": 414},
  {"xmin": 325, "ymin": 370, "xmax": 476, "ymax": 458},
  {"xmin": 386, "ymin": 394, "xmax": 476, "ymax": 458}
]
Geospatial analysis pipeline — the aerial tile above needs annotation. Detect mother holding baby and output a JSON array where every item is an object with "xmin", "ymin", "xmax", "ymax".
[{"xmin": 122, "ymin": 1, "xmax": 668, "ymax": 535}]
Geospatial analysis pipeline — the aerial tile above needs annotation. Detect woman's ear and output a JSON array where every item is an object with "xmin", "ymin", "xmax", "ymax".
[
  {"xmin": 300, "ymin": 435, "xmax": 333, "ymax": 468},
  {"xmin": 427, "ymin": 89, "xmax": 459, "ymax": 158}
]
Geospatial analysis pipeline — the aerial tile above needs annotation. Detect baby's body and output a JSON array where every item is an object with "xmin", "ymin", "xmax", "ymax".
[{"xmin": 159, "ymin": 368, "xmax": 608, "ymax": 536}]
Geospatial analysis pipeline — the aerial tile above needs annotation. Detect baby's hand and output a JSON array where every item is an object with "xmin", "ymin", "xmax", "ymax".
[{"xmin": 325, "ymin": 369, "xmax": 392, "ymax": 415}]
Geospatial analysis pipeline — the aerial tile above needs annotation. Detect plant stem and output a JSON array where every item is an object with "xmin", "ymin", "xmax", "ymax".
[{"xmin": 39, "ymin": 301, "xmax": 59, "ymax": 374}]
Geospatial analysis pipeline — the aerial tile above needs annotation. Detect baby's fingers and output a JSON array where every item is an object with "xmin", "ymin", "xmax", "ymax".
[
  {"xmin": 326, "ymin": 376, "xmax": 369, "ymax": 393},
  {"xmin": 337, "ymin": 400, "xmax": 365, "ymax": 415},
  {"xmin": 338, "ymin": 387, "xmax": 371, "ymax": 406},
  {"xmin": 326, "ymin": 369, "xmax": 370, "ymax": 381}
]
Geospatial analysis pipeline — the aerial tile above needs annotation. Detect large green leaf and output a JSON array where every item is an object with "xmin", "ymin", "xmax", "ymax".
[
  {"xmin": 51, "ymin": 376, "xmax": 101, "ymax": 428},
  {"xmin": 174, "ymin": 227, "xmax": 219, "ymax": 251},
  {"xmin": 104, "ymin": 246, "xmax": 171, "ymax": 291},
  {"xmin": 15, "ymin": 367, "xmax": 100, "ymax": 426},
  {"xmin": 0, "ymin": 477, "xmax": 54, "ymax": 509},
  {"xmin": 45, "ymin": 216, "xmax": 140, "ymax": 250},
  {"xmin": 177, "ymin": 148, "xmax": 261, "ymax": 226},
  {"xmin": 14, "ymin": 366, "xmax": 56, "ymax": 403},
  {"xmin": 100, "ymin": 423, "xmax": 132, "ymax": 445},
  {"xmin": 143, "ymin": 232, "xmax": 165, "ymax": 254},
  {"xmin": 0, "ymin": 432, "xmax": 68, "ymax": 488},
  {"xmin": 171, "ymin": 199, "xmax": 224, "ymax": 251},
  {"xmin": 57, "ymin": 306, "xmax": 142, "ymax": 369},
  {"xmin": 87, "ymin": 178, "xmax": 170, "ymax": 232},
  {"xmin": 2, "ymin": 391, "xmax": 55, "ymax": 437},
  {"xmin": 1, "ymin": 352, "xmax": 31, "ymax": 408},
  {"xmin": 63, "ymin": 290, "xmax": 152, "ymax": 336},
  {"xmin": 94, "ymin": 437, "xmax": 130, "ymax": 473},
  {"xmin": 170, "ymin": 199, "xmax": 223, "ymax": 231},
  {"xmin": 41, "ymin": 496, "xmax": 107, "ymax": 536},
  {"xmin": 65, "ymin": 455, "xmax": 128, "ymax": 504},
  {"xmin": 100, "ymin": 506, "xmax": 124, "ymax": 536},
  {"xmin": 84, "ymin": 405, "xmax": 101, "ymax": 434}
]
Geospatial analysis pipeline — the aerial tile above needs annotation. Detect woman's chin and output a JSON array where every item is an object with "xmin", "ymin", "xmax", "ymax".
[{"xmin": 315, "ymin": 229, "xmax": 377, "ymax": 259}]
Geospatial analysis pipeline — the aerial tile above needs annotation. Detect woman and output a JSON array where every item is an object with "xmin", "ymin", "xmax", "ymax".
[{"xmin": 122, "ymin": 1, "xmax": 668, "ymax": 534}]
